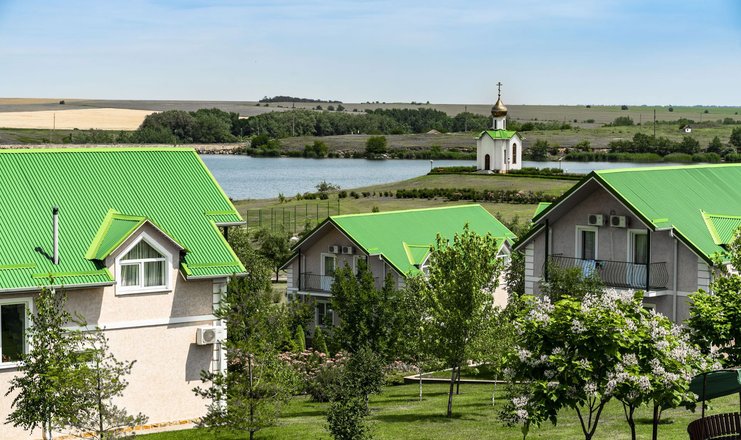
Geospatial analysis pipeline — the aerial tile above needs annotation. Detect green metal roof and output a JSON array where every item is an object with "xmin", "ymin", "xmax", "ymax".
[
  {"xmin": 0, "ymin": 148, "xmax": 245, "ymax": 291},
  {"xmin": 478, "ymin": 130, "xmax": 518, "ymax": 140},
  {"xmin": 328, "ymin": 205, "xmax": 517, "ymax": 276},
  {"xmin": 702, "ymin": 212, "xmax": 741, "ymax": 246},
  {"xmin": 533, "ymin": 202, "xmax": 552, "ymax": 219},
  {"xmin": 523, "ymin": 164, "xmax": 741, "ymax": 263}
]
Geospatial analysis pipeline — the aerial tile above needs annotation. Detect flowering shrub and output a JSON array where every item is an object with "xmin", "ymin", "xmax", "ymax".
[
  {"xmin": 502, "ymin": 290, "xmax": 715, "ymax": 440},
  {"xmin": 383, "ymin": 360, "xmax": 418, "ymax": 386},
  {"xmin": 280, "ymin": 350, "xmax": 347, "ymax": 402}
]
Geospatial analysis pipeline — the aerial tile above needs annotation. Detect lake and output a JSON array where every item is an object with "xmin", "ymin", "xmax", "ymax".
[{"xmin": 200, "ymin": 156, "xmax": 689, "ymax": 200}]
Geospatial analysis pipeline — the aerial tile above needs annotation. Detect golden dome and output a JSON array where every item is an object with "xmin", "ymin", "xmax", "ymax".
[{"xmin": 491, "ymin": 97, "xmax": 508, "ymax": 117}]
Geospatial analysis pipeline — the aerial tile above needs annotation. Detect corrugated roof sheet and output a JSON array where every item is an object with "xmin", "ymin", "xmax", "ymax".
[
  {"xmin": 478, "ymin": 130, "xmax": 518, "ymax": 140},
  {"xmin": 0, "ymin": 148, "xmax": 245, "ymax": 291},
  {"xmin": 594, "ymin": 164, "xmax": 741, "ymax": 262},
  {"xmin": 329, "ymin": 205, "xmax": 517, "ymax": 276},
  {"xmin": 533, "ymin": 202, "xmax": 552, "ymax": 219},
  {"xmin": 702, "ymin": 212, "xmax": 741, "ymax": 246}
]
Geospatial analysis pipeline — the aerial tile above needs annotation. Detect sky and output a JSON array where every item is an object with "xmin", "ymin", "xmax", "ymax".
[{"xmin": 0, "ymin": 0, "xmax": 740, "ymax": 105}]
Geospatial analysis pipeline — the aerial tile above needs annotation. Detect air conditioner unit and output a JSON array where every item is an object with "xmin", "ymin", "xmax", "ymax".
[
  {"xmin": 329, "ymin": 245, "xmax": 340, "ymax": 254},
  {"xmin": 341, "ymin": 246, "xmax": 354, "ymax": 255},
  {"xmin": 587, "ymin": 214, "xmax": 604, "ymax": 226},
  {"xmin": 610, "ymin": 215, "xmax": 627, "ymax": 228},
  {"xmin": 196, "ymin": 326, "xmax": 226, "ymax": 345}
]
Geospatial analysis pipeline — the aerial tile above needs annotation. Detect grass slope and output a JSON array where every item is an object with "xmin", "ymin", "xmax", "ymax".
[{"xmin": 139, "ymin": 383, "xmax": 731, "ymax": 440}]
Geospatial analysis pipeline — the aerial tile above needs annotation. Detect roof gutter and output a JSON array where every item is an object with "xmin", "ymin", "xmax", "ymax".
[
  {"xmin": 0, "ymin": 281, "xmax": 116, "ymax": 294},
  {"xmin": 215, "ymin": 221, "xmax": 247, "ymax": 227}
]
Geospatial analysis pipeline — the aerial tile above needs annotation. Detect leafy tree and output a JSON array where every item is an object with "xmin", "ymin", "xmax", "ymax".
[
  {"xmin": 325, "ymin": 346, "xmax": 382, "ymax": 440},
  {"xmin": 678, "ymin": 136, "xmax": 700, "ymax": 154},
  {"xmin": 315, "ymin": 180, "xmax": 340, "ymax": 193},
  {"xmin": 194, "ymin": 272, "xmax": 298, "ymax": 440},
  {"xmin": 253, "ymin": 228, "xmax": 292, "ymax": 281},
  {"xmin": 330, "ymin": 261, "xmax": 407, "ymax": 360},
  {"xmin": 67, "ymin": 330, "xmax": 148, "ymax": 439},
  {"xmin": 294, "ymin": 325, "xmax": 306, "ymax": 352},
  {"xmin": 731, "ymin": 127, "xmax": 741, "ymax": 150},
  {"xmin": 503, "ymin": 290, "xmax": 712, "ymax": 440},
  {"xmin": 608, "ymin": 310, "xmax": 714, "ymax": 440},
  {"xmin": 505, "ymin": 251, "xmax": 525, "ymax": 301},
  {"xmin": 539, "ymin": 263, "xmax": 604, "ymax": 302},
  {"xmin": 6, "ymin": 288, "xmax": 88, "ymax": 440},
  {"xmin": 611, "ymin": 116, "xmax": 634, "ymax": 126},
  {"xmin": 303, "ymin": 140, "xmax": 329, "ymax": 158},
  {"xmin": 365, "ymin": 136, "xmax": 388, "ymax": 156},
  {"xmin": 419, "ymin": 225, "xmax": 503, "ymax": 417},
  {"xmin": 312, "ymin": 326, "xmax": 329, "ymax": 355},
  {"xmin": 688, "ymin": 228, "xmax": 741, "ymax": 365},
  {"xmin": 528, "ymin": 140, "xmax": 549, "ymax": 161},
  {"xmin": 707, "ymin": 136, "xmax": 723, "ymax": 154}
]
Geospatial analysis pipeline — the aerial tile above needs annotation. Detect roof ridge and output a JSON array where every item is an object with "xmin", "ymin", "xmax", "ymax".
[
  {"xmin": 0, "ymin": 147, "xmax": 196, "ymax": 154},
  {"xmin": 597, "ymin": 163, "xmax": 741, "ymax": 174},
  {"xmin": 331, "ymin": 204, "xmax": 482, "ymax": 219}
]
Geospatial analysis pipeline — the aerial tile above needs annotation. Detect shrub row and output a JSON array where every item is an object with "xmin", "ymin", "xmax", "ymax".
[{"xmin": 395, "ymin": 188, "xmax": 558, "ymax": 204}]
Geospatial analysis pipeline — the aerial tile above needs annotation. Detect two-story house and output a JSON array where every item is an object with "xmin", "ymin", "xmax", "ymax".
[
  {"xmin": 282, "ymin": 205, "xmax": 517, "ymax": 329},
  {"xmin": 0, "ymin": 148, "xmax": 245, "ymax": 439},
  {"xmin": 514, "ymin": 164, "xmax": 741, "ymax": 322}
]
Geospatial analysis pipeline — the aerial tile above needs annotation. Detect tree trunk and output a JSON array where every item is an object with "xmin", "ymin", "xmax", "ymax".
[
  {"xmin": 250, "ymin": 430, "xmax": 255, "ymax": 440},
  {"xmin": 447, "ymin": 365, "xmax": 456, "ymax": 417},
  {"xmin": 455, "ymin": 366, "xmax": 461, "ymax": 395},
  {"xmin": 652, "ymin": 403, "xmax": 660, "ymax": 440},
  {"xmin": 418, "ymin": 364, "xmax": 423, "ymax": 402},
  {"xmin": 627, "ymin": 406, "xmax": 636, "ymax": 440},
  {"xmin": 492, "ymin": 375, "xmax": 498, "ymax": 405}
]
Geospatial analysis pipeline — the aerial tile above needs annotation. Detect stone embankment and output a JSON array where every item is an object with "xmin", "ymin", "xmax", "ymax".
[{"xmin": 0, "ymin": 143, "xmax": 244, "ymax": 154}]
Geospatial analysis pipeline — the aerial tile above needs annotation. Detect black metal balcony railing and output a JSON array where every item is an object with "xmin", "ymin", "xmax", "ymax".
[
  {"xmin": 547, "ymin": 256, "xmax": 669, "ymax": 290},
  {"xmin": 300, "ymin": 273, "xmax": 335, "ymax": 293}
]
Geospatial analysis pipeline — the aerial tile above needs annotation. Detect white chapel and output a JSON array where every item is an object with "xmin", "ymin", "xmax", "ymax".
[{"xmin": 476, "ymin": 83, "xmax": 522, "ymax": 172}]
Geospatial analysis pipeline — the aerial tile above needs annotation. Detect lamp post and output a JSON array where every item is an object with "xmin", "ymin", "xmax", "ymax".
[{"xmin": 430, "ymin": 159, "xmax": 434, "ymax": 171}]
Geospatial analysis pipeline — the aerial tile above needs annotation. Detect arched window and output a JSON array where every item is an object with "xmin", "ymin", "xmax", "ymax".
[
  {"xmin": 119, "ymin": 239, "xmax": 167, "ymax": 290},
  {"xmin": 484, "ymin": 154, "xmax": 491, "ymax": 170},
  {"xmin": 512, "ymin": 143, "xmax": 518, "ymax": 164}
]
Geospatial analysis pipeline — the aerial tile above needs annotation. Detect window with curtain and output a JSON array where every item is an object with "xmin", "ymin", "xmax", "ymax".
[
  {"xmin": 1, "ymin": 302, "xmax": 26, "ymax": 363},
  {"xmin": 581, "ymin": 230, "xmax": 596, "ymax": 260},
  {"xmin": 120, "ymin": 240, "xmax": 167, "ymax": 290}
]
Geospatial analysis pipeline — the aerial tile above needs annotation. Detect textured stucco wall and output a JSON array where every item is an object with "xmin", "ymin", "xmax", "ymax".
[{"xmin": 0, "ymin": 224, "xmax": 218, "ymax": 439}]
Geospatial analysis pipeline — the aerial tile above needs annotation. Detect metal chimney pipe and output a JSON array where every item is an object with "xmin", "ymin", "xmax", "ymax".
[{"xmin": 52, "ymin": 207, "xmax": 59, "ymax": 265}]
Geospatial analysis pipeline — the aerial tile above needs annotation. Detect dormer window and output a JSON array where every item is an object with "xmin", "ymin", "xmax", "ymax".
[{"xmin": 117, "ymin": 237, "xmax": 171, "ymax": 294}]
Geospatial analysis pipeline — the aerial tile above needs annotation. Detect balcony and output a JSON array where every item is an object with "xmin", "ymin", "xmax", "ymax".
[
  {"xmin": 547, "ymin": 256, "xmax": 669, "ymax": 290},
  {"xmin": 300, "ymin": 273, "xmax": 335, "ymax": 293}
]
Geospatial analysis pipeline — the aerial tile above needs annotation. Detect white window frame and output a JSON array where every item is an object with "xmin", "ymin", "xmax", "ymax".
[
  {"xmin": 0, "ymin": 297, "xmax": 33, "ymax": 369},
  {"xmin": 315, "ymin": 301, "xmax": 334, "ymax": 327},
  {"xmin": 115, "ymin": 232, "xmax": 172, "ymax": 295},
  {"xmin": 352, "ymin": 254, "xmax": 367, "ymax": 274},
  {"xmin": 575, "ymin": 225, "xmax": 599, "ymax": 260},
  {"xmin": 627, "ymin": 229, "xmax": 648, "ymax": 264},
  {"xmin": 320, "ymin": 253, "xmax": 337, "ymax": 277}
]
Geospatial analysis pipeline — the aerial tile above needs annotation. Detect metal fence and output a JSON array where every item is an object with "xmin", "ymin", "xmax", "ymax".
[{"xmin": 243, "ymin": 200, "xmax": 341, "ymax": 234}]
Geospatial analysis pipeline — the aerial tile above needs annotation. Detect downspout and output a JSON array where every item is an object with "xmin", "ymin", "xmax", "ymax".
[
  {"xmin": 544, "ymin": 219, "xmax": 549, "ymax": 282},
  {"xmin": 646, "ymin": 228, "xmax": 651, "ymax": 295},
  {"xmin": 672, "ymin": 237, "xmax": 678, "ymax": 322},
  {"xmin": 645, "ymin": 227, "xmax": 651, "ymax": 292}
]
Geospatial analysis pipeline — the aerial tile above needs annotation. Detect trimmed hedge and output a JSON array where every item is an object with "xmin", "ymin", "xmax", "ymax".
[{"xmin": 395, "ymin": 187, "xmax": 558, "ymax": 204}]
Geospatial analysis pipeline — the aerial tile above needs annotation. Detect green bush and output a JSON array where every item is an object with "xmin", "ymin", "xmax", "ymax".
[
  {"xmin": 327, "ymin": 397, "xmax": 371, "ymax": 440},
  {"xmin": 725, "ymin": 153, "xmax": 741, "ymax": 163},
  {"xmin": 692, "ymin": 152, "xmax": 722, "ymax": 163},
  {"xmin": 338, "ymin": 190, "xmax": 347, "ymax": 199},
  {"xmin": 663, "ymin": 152, "xmax": 693, "ymax": 163}
]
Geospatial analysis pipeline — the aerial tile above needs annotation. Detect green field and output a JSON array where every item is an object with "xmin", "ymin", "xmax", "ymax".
[
  {"xmin": 233, "ymin": 174, "xmax": 575, "ymax": 233},
  {"xmin": 139, "ymin": 383, "xmax": 734, "ymax": 440}
]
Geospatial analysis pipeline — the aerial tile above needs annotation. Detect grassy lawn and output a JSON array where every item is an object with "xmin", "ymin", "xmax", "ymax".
[
  {"xmin": 232, "ymin": 173, "xmax": 575, "ymax": 233},
  {"xmin": 139, "ymin": 383, "xmax": 735, "ymax": 440}
]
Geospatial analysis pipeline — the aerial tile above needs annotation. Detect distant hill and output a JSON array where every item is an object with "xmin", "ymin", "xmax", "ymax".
[{"xmin": 259, "ymin": 96, "xmax": 342, "ymax": 103}]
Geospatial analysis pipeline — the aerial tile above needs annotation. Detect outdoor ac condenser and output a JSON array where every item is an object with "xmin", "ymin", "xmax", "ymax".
[
  {"xmin": 342, "ymin": 246, "xmax": 354, "ymax": 255},
  {"xmin": 610, "ymin": 215, "xmax": 627, "ymax": 228},
  {"xmin": 329, "ymin": 245, "xmax": 340, "ymax": 254},
  {"xmin": 196, "ymin": 326, "xmax": 226, "ymax": 345},
  {"xmin": 587, "ymin": 214, "xmax": 604, "ymax": 226}
]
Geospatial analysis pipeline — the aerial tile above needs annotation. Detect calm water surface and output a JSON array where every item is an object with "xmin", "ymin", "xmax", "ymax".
[{"xmin": 200, "ymin": 156, "xmax": 689, "ymax": 200}]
